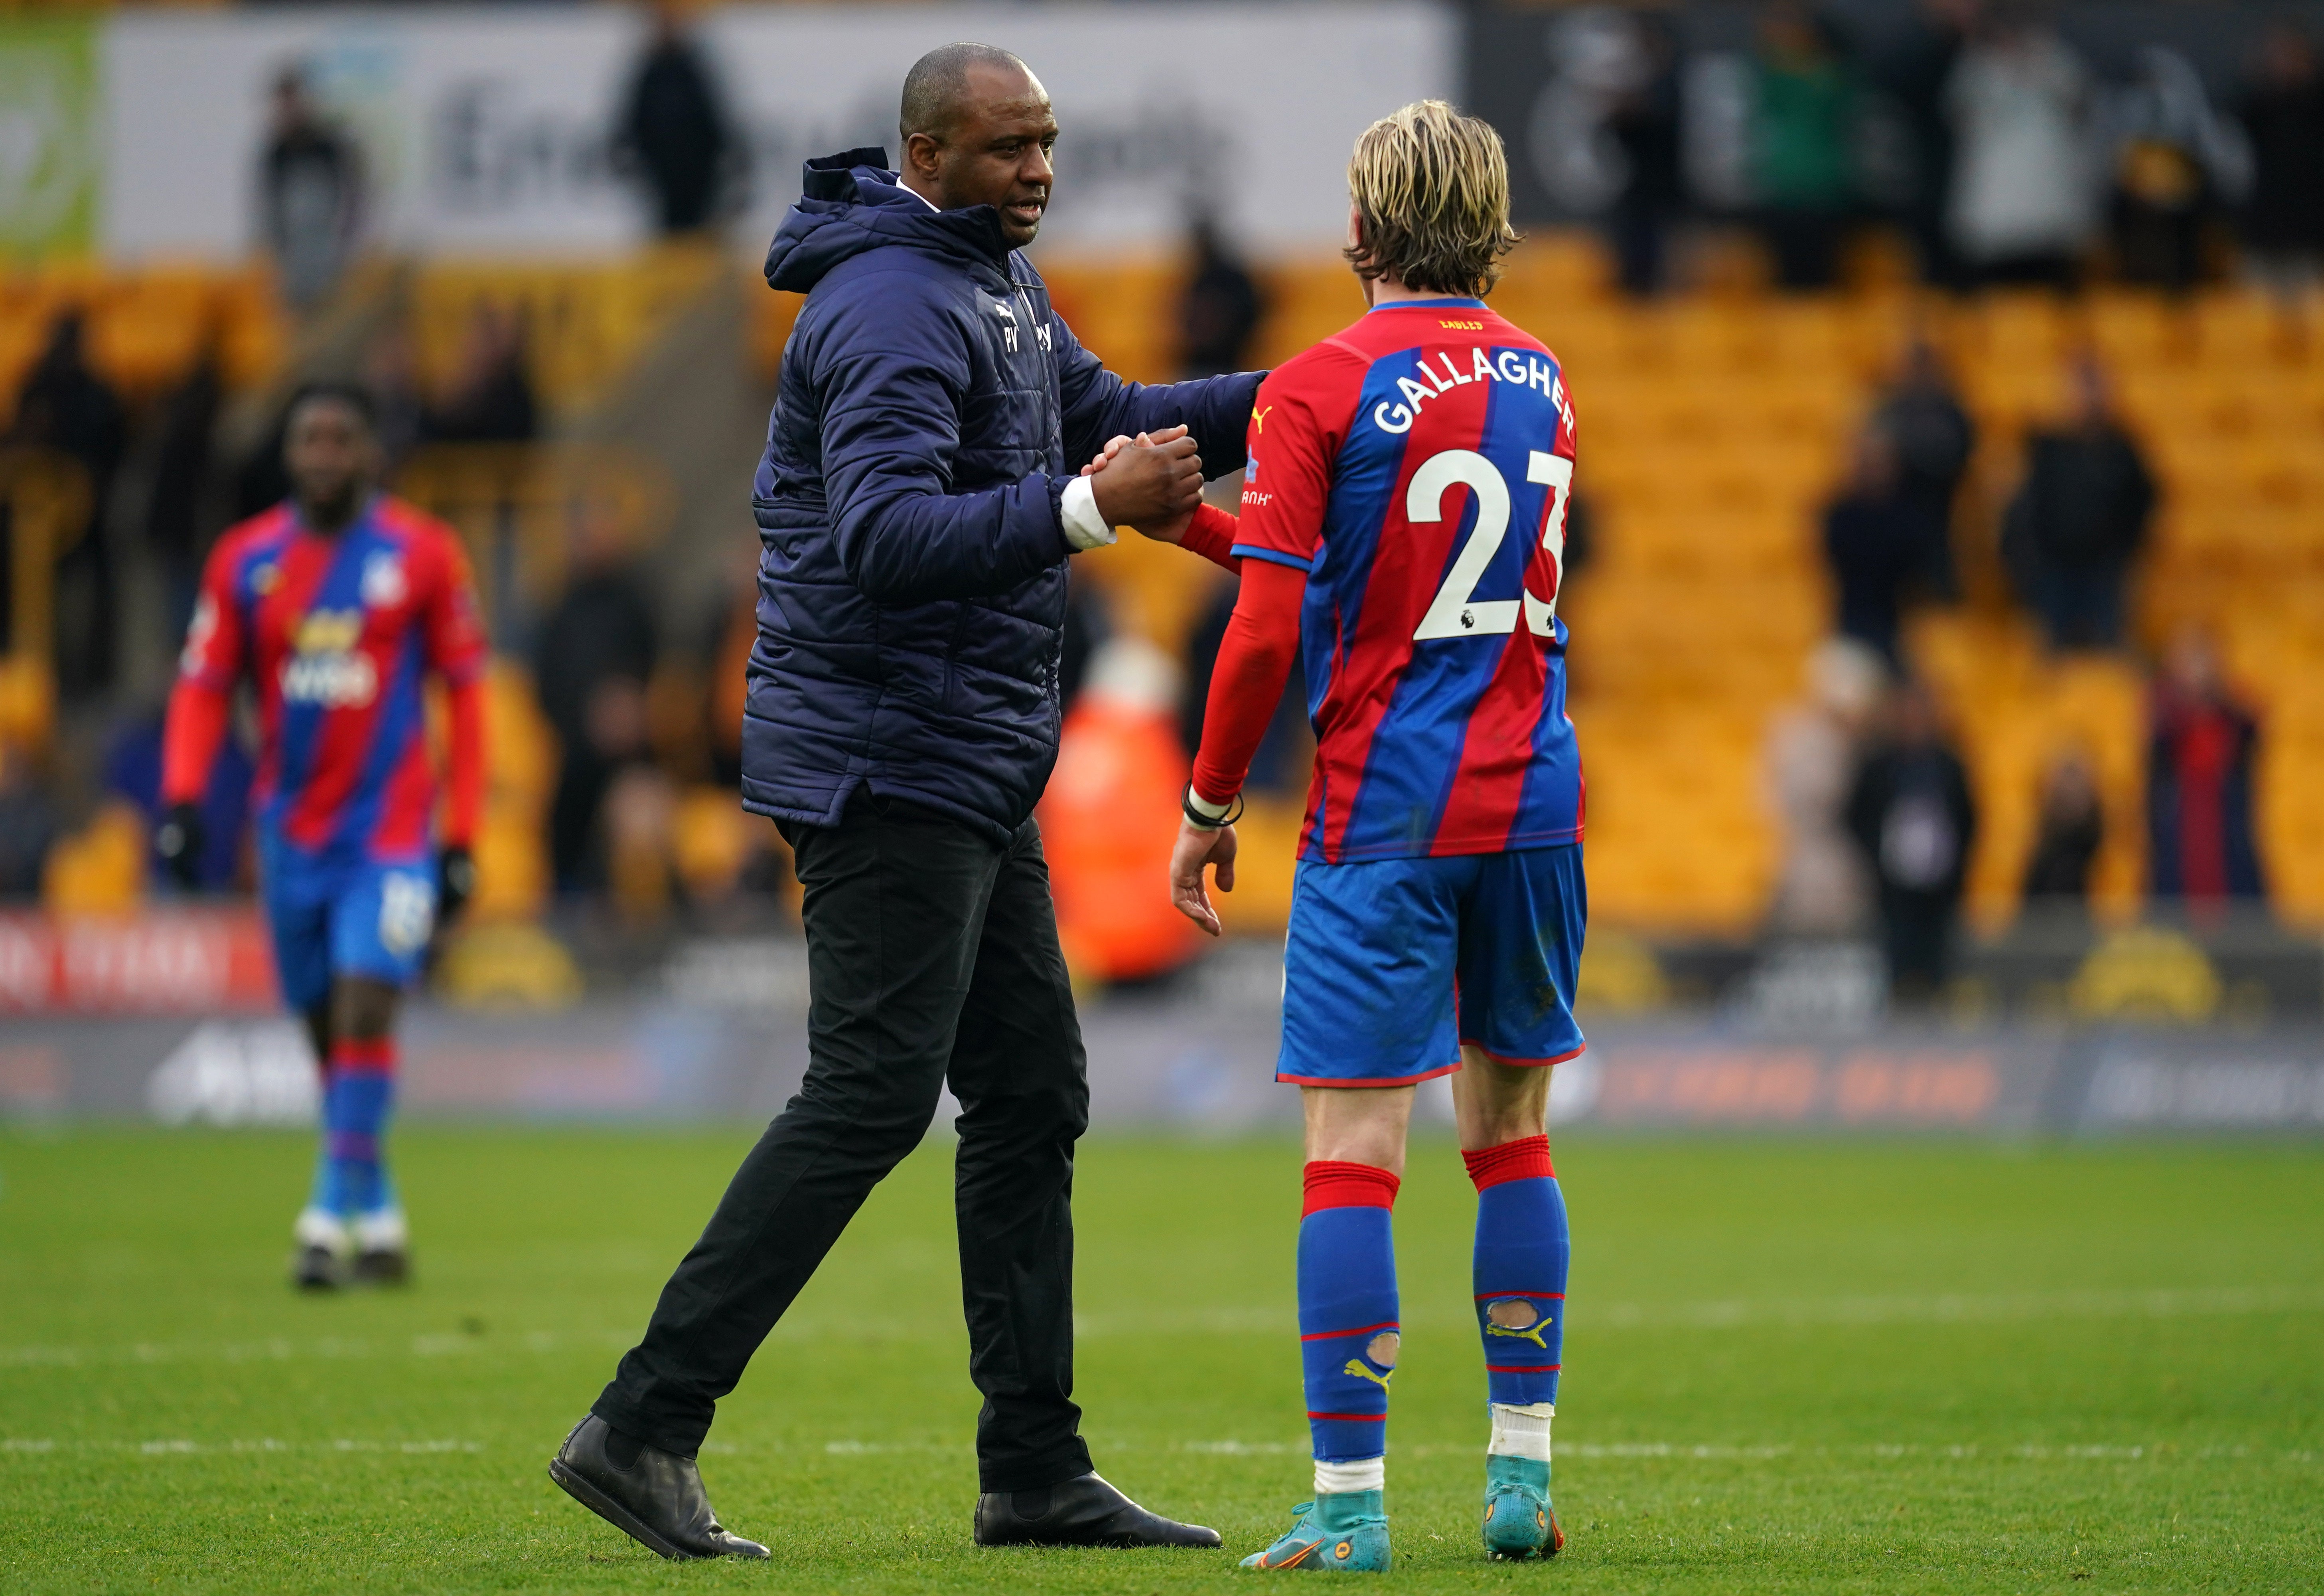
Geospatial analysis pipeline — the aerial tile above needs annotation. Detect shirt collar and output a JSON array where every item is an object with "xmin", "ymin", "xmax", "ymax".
[{"xmin": 1367, "ymin": 296, "xmax": 1488, "ymax": 312}]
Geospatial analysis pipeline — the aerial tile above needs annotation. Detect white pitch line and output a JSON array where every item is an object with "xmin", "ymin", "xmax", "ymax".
[
  {"xmin": 1, "ymin": 1438, "xmax": 484, "ymax": 1456},
  {"xmin": 6, "ymin": 1437, "xmax": 2310, "ymax": 1467},
  {"xmin": 4, "ymin": 1285, "xmax": 2318, "ymax": 1373}
]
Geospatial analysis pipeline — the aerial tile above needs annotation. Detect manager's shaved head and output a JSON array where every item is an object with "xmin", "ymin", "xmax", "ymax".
[
  {"xmin": 895, "ymin": 42, "xmax": 1057, "ymax": 248},
  {"xmin": 900, "ymin": 42, "xmax": 1034, "ymax": 145}
]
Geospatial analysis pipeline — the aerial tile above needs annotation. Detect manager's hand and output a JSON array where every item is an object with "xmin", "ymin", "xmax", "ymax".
[{"xmin": 1088, "ymin": 428, "xmax": 1201, "ymax": 541}]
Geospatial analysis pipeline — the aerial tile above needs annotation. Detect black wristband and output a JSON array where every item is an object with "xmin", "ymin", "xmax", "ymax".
[{"xmin": 1182, "ymin": 784, "xmax": 1244, "ymax": 830}]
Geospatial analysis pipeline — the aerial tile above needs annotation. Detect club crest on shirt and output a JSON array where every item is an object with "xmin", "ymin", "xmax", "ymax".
[{"xmin": 361, "ymin": 551, "xmax": 408, "ymax": 609}]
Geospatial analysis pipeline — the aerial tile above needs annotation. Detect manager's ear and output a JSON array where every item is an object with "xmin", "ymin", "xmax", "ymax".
[{"xmin": 903, "ymin": 130, "xmax": 946, "ymax": 185}]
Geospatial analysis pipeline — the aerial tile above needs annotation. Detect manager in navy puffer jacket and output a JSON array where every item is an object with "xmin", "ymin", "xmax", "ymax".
[
  {"xmin": 741, "ymin": 159, "xmax": 1255, "ymax": 835},
  {"xmin": 566, "ymin": 48, "xmax": 1257, "ymax": 1562}
]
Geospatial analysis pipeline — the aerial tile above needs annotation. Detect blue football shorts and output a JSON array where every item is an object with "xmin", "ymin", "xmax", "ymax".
[
  {"xmin": 1277, "ymin": 843, "xmax": 1586, "ymax": 1088},
  {"xmin": 258, "ymin": 835, "xmax": 438, "ymax": 1014}
]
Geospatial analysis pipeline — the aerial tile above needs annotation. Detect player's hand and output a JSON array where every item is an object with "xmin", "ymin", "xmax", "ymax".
[
  {"xmin": 1089, "ymin": 427, "xmax": 1201, "ymax": 542},
  {"xmin": 1170, "ymin": 818, "xmax": 1237, "ymax": 937},
  {"xmin": 154, "ymin": 802, "xmax": 205, "ymax": 892},
  {"xmin": 437, "ymin": 844, "xmax": 476, "ymax": 926},
  {"xmin": 1081, "ymin": 424, "xmax": 1188, "ymax": 477}
]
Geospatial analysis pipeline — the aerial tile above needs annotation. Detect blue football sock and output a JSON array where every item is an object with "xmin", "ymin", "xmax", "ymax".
[
  {"xmin": 1298, "ymin": 1161, "xmax": 1402, "ymax": 1467},
  {"xmin": 1465, "ymin": 1135, "xmax": 1567, "ymax": 1409},
  {"xmin": 306, "ymin": 1144, "xmax": 349, "ymax": 1217},
  {"xmin": 322, "ymin": 1038, "xmax": 398, "ymax": 1220}
]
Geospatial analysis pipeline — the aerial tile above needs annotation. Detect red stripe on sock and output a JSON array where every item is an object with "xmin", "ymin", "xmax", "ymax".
[
  {"xmin": 1484, "ymin": 1363, "xmax": 1562, "ymax": 1373},
  {"xmin": 1306, "ymin": 1412, "xmax": 1387, "ymax": 1422},
  {"xmin": 330, "ymin": 1037, "xmax": 397, "ymax": 1074},
  {"xmin": 1298, "ymin": 1319, "xmax": 1401, "ymax": 1343},
  {"xmin": 1302, "ymin": 1161, "xmax": 1400, "ymax": 1217},
  {"xmin": 1474, "ymin": 1291, "xmax": 1565, "ymax": 1302},
  {"xmin": 1462, "ymin": 1134, "xmax": 1553, "ymax": 1190}
]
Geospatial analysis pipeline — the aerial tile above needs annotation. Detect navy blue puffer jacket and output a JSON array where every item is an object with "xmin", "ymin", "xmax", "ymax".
[{"xmin": 743, "ymin": 150, "xmax": 1262, "ymax": 841}]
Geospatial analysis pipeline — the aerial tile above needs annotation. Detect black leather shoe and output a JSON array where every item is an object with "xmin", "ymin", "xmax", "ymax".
[
  {"xmin": 974, "ymin": 1471, "xmax": 1221, "ymax": 1548},
  {"xmin": 548, "ymin": 1414, "xmax": 768, "ymax": 1560}
]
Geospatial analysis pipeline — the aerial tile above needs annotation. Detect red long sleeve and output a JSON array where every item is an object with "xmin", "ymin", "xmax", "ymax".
[
  {"xmin": 1190, "ymin": 556, "xmax": 1306, "ymax": 805},
  {"xmin": 1178, "ymin": 503, "xmax": 1242, "ymax": 572},
  {"xmin": 159, "ymin": 677, "xmax": 232, "ymax": 807},
  {"xmin": 442, "ymin": 674, "xmax": 487, "ymax": 848}
]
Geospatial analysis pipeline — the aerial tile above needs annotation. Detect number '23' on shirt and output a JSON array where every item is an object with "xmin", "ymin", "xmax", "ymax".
[{"xmin": 1233, "ymin": 296, "xmax": 1582, "ymax": 864}]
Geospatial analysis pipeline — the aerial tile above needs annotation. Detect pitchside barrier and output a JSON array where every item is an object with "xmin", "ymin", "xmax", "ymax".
[{"xmin": 3, "ymin": 926, "xmax": 2318, "ymax": 1136}]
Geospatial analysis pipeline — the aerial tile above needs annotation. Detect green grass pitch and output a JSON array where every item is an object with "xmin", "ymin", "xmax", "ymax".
[{"xmin": 1, "ymin": 1127, "xmax": 2318, "ymax": 1593}]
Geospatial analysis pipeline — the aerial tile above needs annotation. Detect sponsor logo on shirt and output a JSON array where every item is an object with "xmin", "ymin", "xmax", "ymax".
[{"xmin": 281, "ymin": 607, "xmax": 376, "ymax": 707}]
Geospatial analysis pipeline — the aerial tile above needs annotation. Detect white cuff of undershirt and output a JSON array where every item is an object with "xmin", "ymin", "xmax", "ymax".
[
  {"xmin": 1185, "ymin": 788, "xmax": 1235, "ymax": 824},
  {"xmin": 1059, "ymin": 475, "xmax": 1118, "ymax": 552}
]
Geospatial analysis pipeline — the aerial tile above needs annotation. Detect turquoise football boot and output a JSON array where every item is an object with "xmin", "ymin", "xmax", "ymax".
[
  {"xmin": 1481, "ymin": 1454, "xmax": 1562, "ymax": 1560},
  {"xmin": 1239, "ymin": 1491, "xmax": 1390, "ymax": 1572}
]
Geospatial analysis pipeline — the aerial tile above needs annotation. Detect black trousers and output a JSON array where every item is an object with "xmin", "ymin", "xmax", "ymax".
[{"xmin": 594, "ymin": 794, "xmax": 1093, "ymax": 1492}]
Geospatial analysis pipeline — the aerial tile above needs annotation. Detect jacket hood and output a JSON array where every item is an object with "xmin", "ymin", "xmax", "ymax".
[{"xmin": 763, "ymin": 147, "xmax": 1016, "ymax": 294}]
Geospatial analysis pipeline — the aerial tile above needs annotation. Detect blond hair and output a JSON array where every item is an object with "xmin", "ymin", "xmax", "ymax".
[{"xmin": 1345, "ymin": 100, "xmax": 1519, "ymax": 298}]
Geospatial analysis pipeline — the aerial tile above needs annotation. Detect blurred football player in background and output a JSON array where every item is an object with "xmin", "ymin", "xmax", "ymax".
[{"xmin": 158, "ymin": 383, "xmax": 487, "ymax": 1289}]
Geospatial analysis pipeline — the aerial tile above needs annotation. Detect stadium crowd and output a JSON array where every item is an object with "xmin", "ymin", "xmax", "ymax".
[{"xmin": 0, "ymin": 2, "xmax": 2310, "ymax": 999}]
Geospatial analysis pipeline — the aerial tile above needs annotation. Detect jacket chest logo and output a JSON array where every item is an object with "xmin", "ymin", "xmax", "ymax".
[{"xmin": 988, "ymin": 297, "xmax": 1051, "ymax": 356}]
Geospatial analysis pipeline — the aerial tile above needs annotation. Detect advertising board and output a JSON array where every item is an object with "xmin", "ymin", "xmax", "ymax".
[{"xmin": 92, "ymin": 3, "xmax": 1452, "ymax": 261}]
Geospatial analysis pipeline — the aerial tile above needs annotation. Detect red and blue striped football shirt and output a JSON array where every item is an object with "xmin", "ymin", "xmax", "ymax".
[
  {"xmin": 1231, "ymin": 297, "xmax": 1582, "ymax": 863},
  {"xmin": 179, "ymin": 495, "xmax": 485, "ymax": 862}
]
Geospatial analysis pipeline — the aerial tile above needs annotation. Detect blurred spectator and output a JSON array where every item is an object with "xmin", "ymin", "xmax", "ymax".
[
  {"xmin": 1178, "ymin": 217, "xmax": 1265, "ymax": 380},
  {"xmin": 1846, "ymin": 679, "xmax": 1975, "ymax": 1003},
  {"xmin": 144, "ymin": 346, "xmax": 224, "ymax": 642},
  {"xmin": 0, "ymin": 737, "xmax": 59, "ymax": 899},
  {"xmin": 9, "ymin": 312, "xmax": 126, "ymax": 696},
  {"xmin": 535, "ymin": 508, "xmax": 657, "ymax": 892},
  {"xmin": 2001, "ymin": 359, "xmax": 2154, "ymax": 651},
  {"xmin": 616, "ymin": 4, "xmax": 740, "ymax": 237},
  {"xmin": 1870, "ymin": 337, "xmax": 1976, "ymax": 540},
  {"xmin": 2235, "ymin": 23, "xmax": 2324, "ymax": 293},
  {"xmin": 1765, "ymin": 636, "xmax": 1886, "ymax": 934},
  {"xmin": 1749, "ymin": 1, "xmax": 1857, "ymax": 291},
  {"xmin": 422, "ymin": 306, "xmax": 538, "ymax": 445},
  {"xmin": 103, "ymin": 707, "xmax": 253, "ymax": 893},
  {"xmin": 361, "ymin": 326, "xmax": 428, "ymax": 471},
  {"xmin": 1875, "ymin": 0, "xmax": 1979, "ymax": 287},
  {"xmin": 1043, "ymin": 638, "xmax": 1202, "ymax": 982},
  {"xmin": 2103, "ymin": 47, "xmax": 2251, "ymax": 293},
  {"xmin": 1944, "ymin": 9, "xmax": 2095, "ymax": 289},
  {"xmin": 1060, "ymin": 571, "xmax": 1109, "ymax": 717},
  {"xmin": 709, "ymin": 570, "xmax": 757, "ymax": 792},
  {"xmin": 1822, "ymin": 421, "xmax": 1947, "ymax": 667},
  {"xmin": 1604, "ymin": 10, "xmax": 1686, "ymax": 296},
  {"xmin": 261, "ymin": 65, "xmax": 363, "ymax": 313},
  {"xmin": 232, "ymin": 407, "xmax": 292, "ymax": 522},
  {"xmin": 2021, "ymin": 746, "xmax": 2103, "ymax": 907},
  {"xmin": 1559, "ymin": 489, "xmax": 1596, "ymax": 585},
  {"xmin": 2147, "ymin": 627, "xmax": 2265, "ymax": 913}
]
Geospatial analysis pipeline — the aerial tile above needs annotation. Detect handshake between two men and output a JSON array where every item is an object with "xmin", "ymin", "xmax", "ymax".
[{"xmin": 1080, "ymin": 424, "xmax": 1210, "ymax": 545}]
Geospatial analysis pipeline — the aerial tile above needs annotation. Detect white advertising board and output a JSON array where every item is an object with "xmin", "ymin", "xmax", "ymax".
[{"xmin": 100, "ymin": 3, "xmax": 1454, "ymax": 261}]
